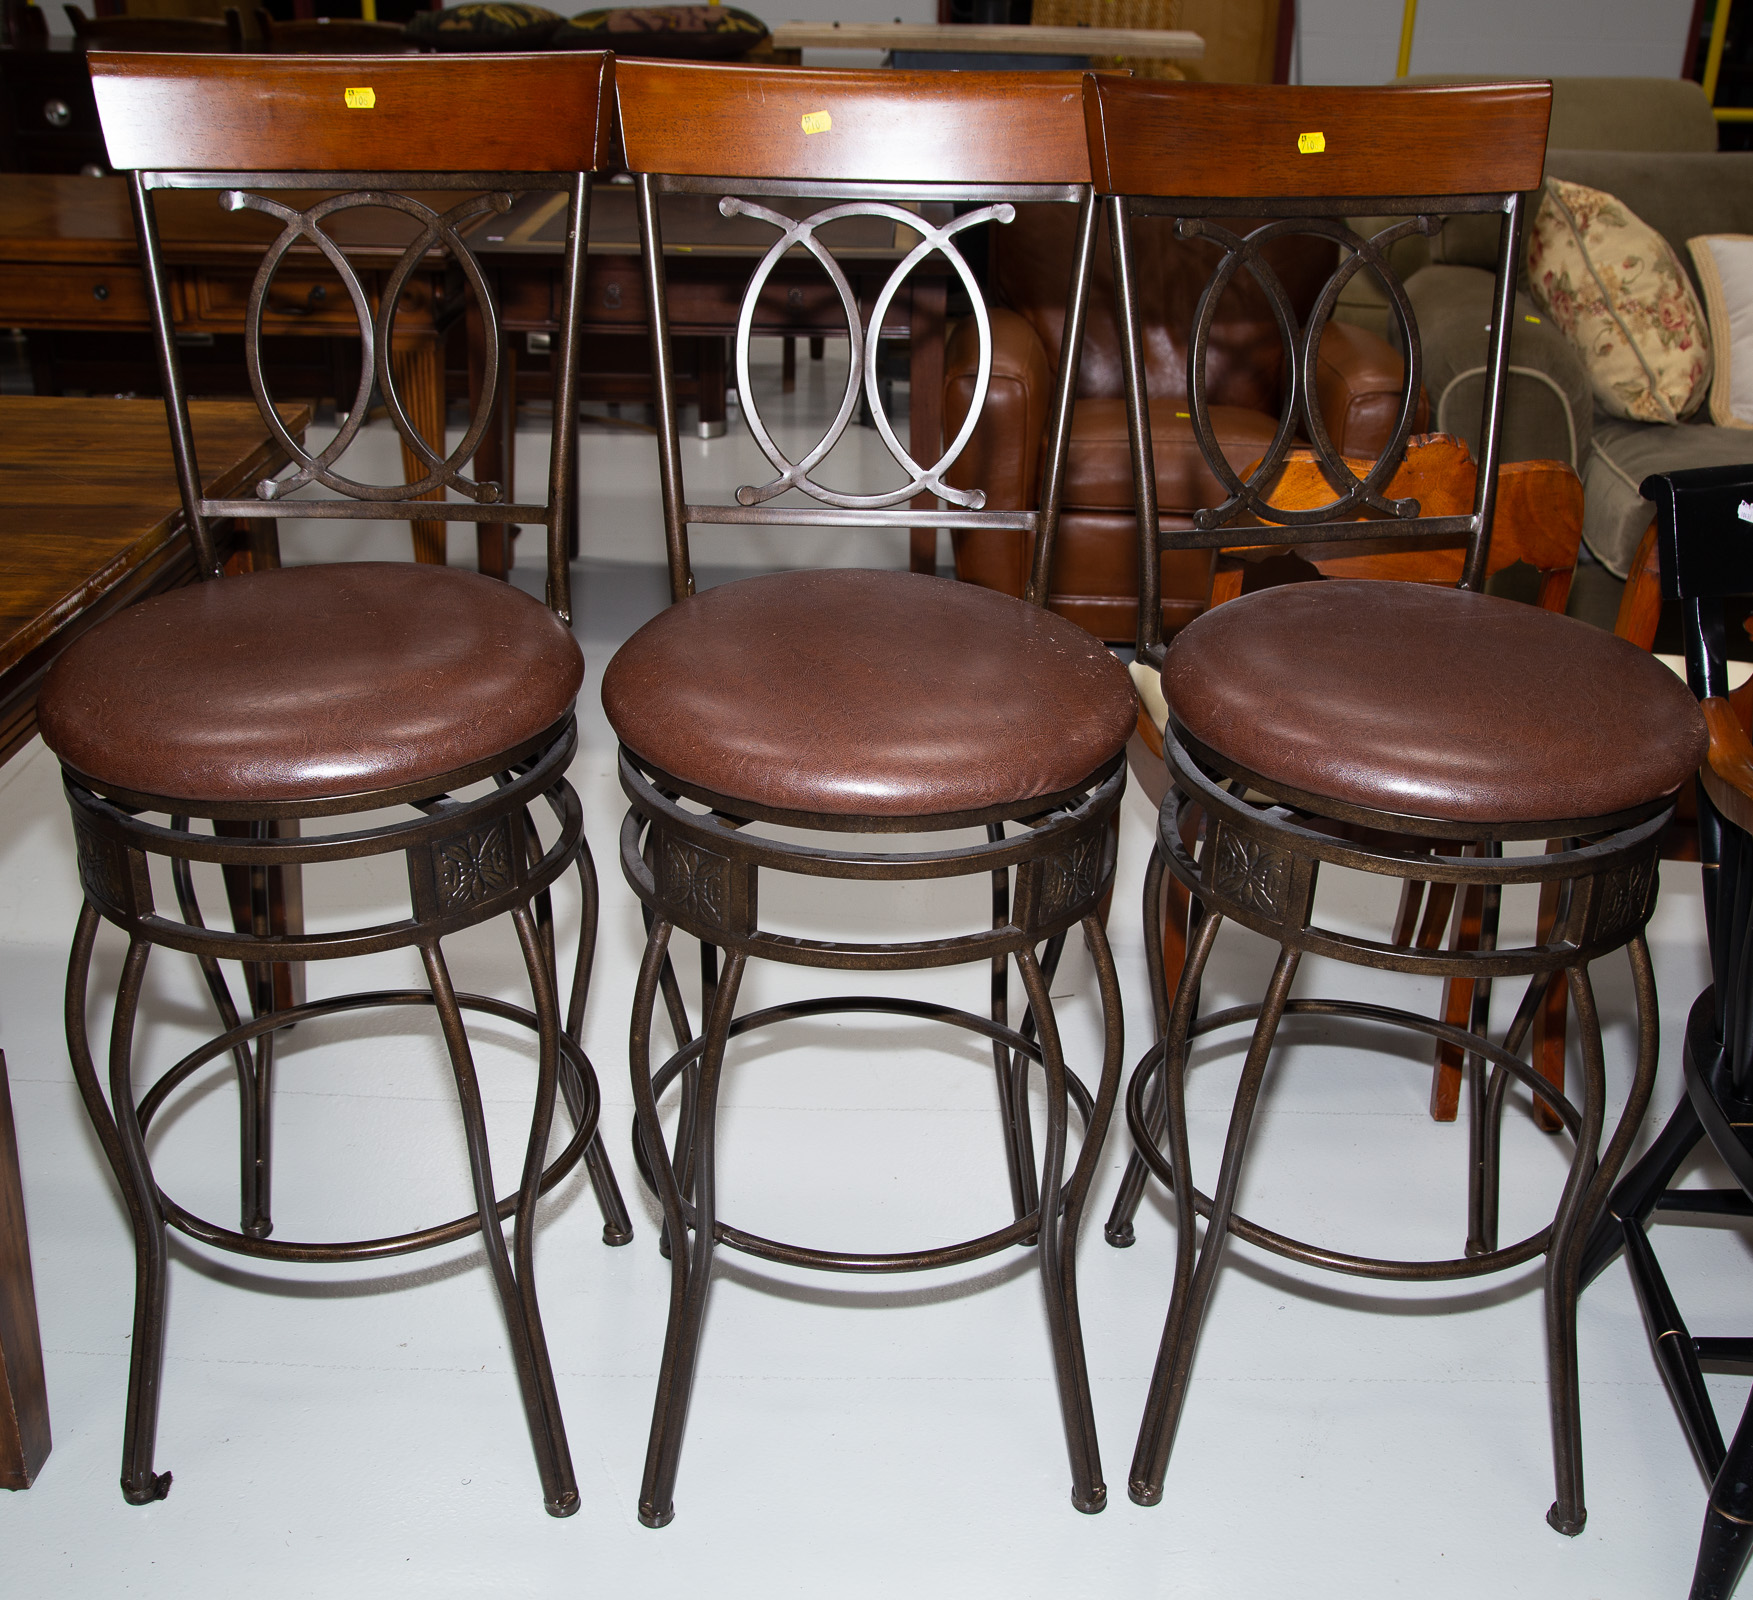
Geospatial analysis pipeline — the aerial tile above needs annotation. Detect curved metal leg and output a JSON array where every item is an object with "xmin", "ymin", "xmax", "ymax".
[
  {"xmin": 421, "ymin": 930, "xmax": 579, "ymax": 1517},
  {"xmin": 988, "ymin": 825, "xmax": 1031, "ymax": 1223},
  {"xmin": 168, "ymin": 838, "xmax": 269, "ymax": 1239},
  {"xmin": 99, "ymin": 933, "xmax": 176, "ymax": 1505},
  {"xmin": 1545, "ymin": 937, "xmax": 1660, "ymax": 1536},
  {"xmin": 1024, "ymin": 912, "xmax": 1123, "ymax": 1513},
  {"xmin": 559, "ymin": 837, "xmax": 632, "ymax": 1248},
  {"xmin": 1131, "ymin": 939, "xmax": 1298, "ymax": 1508},
  {"xmin": 1106, "ymin": 841, "xmax": 1171, "ymax": 1248},
  {"xmin": 634, "ymin": 916, "xmax": 746, "ymax": 1529}
]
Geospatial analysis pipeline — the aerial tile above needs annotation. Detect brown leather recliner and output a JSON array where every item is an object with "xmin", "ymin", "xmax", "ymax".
[{"xmin": 943, "ymin": 203, "xmax": 1425, "ymax": 642}]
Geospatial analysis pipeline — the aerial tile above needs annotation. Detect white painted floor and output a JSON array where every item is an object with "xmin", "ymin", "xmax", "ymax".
[{"xmin": 0, "ymin": 343, "xmax": 1746, "ymax": 1597}]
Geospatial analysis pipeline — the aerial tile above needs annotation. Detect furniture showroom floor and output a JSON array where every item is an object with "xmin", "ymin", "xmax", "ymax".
[{"xmin": 0, "ymin": 345, "xmax": 1741, "ymax": 1597}]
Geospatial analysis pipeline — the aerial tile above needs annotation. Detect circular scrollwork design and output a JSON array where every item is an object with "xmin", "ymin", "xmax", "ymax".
[
  {"xmin": 223, "ymin": 188, "xmax": 512, "ymax": 505},
  {"xmin": 1178, "ymin": 213, "xmax": 1442, "ymax": 531},
  {"xmin": 720, "ymin": 197, "xmax": 1013, "ymax": 512}
]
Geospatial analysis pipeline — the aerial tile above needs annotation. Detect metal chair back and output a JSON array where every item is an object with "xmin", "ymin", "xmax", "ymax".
[
  {"xmin": 87, "ymin": 49, "xmax": 614, "ymax": 620},
  {"xmin": 612, "ymin": 59, "xmax": 1099, "ymax": 608},
  {"xmin": 1081, "ymin": 75, "xmax": 1552, "ymax": 662}
]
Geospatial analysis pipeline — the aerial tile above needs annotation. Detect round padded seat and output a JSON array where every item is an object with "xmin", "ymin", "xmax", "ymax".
[
  {"xmin": 39, "ymin": 562, "xmax": 584, "ymax": 805},
  {"xmin": 1162, "ymin": 579, "xmax": 1708, "ymax": 825},
  {"xmin": 602, "ymin": 568, "xmax": 1138, "ymax": 818}
]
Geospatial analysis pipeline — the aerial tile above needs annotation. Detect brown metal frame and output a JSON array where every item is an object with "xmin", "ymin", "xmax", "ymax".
[
  {"xmin": 60, "ymin": 104, "xmax": 628, "ymax": 1514},
  {"xmin": 616, "ymin": 146, "xmax": 1124, "ymax": 1525},
  {"xmin": 1096, "ymin": 90, "xmax": 1667, "ymax": 1537}
]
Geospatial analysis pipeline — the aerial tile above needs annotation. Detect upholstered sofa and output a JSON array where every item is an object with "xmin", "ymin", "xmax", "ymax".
[
  {"xmin": 1373, "ymin": 76, "xmax": 1753, "ymax": 580},
  {"xmin": 939, "ymin": 202, "xmax": 1418, "ymax": 642}
]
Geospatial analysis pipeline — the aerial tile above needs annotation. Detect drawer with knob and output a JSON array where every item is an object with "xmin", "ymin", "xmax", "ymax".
[{"xmin": 0, "ymin": 263, "xmax": 150, "ymax": 325}]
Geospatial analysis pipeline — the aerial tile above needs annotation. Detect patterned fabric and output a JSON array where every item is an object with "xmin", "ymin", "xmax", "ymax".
[
  {"xmin": 1527, "ymin": 177, "xmax": 1712, "ymax": 425},
  {"xmin": 553, "ymin": 5, "xmax": 768, "ymax": 58},
  {"xmin": 403, "ymin": 4, "xmax": 562, "ymax": 51}
]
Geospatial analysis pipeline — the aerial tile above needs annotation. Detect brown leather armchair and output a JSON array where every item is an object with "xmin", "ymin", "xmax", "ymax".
[{"xmin": 943, "ymin": 203, "xmax": 1424, "ymax": 642}]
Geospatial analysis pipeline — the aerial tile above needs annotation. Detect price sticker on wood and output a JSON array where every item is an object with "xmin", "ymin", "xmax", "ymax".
[{"xmin": 344, "ymin": 87, "xmax": 376, "ymax": 110}]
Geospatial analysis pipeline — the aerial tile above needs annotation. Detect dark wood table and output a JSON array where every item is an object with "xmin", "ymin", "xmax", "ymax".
[
  {"xmin": 471, "ymin": 184, "xmax": 950, "ymax": 574},
  {"xmin": 0, "ymin": 174, "xmax": 455, "ymax": 565},
  {"xmin": 0, "ymin": 394, "xmax": 307, "ymax": 1490}
]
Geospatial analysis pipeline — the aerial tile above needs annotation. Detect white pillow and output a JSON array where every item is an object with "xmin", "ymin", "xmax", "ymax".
[{"xmin": 1688, "ymin": 234, "xmax": 1753, "ymax": 430}]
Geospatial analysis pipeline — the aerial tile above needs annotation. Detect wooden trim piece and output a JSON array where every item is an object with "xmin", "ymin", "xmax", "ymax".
[
  {"xmin": 614, "ymin": 60, "xmax": 1092, "ymax": 185},
  {"xmin": 1082, "ymin": 76, "xmax": 1551, "ymax": 199},
  {"xmin": 90, "ymin": 51, "xmax": 613, "ymax": 174}
]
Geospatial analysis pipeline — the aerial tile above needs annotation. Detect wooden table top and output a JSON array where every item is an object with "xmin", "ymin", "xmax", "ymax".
[
  {"xmin": 0, "ymin": 174, "xmax": 927, "ymax": 265},
  {"xmin": 0, "ymin": 394, "xmax": 308, "ymax": 759},
  {"xmin": 0, "ymin": 174, "xmax": 465, "ymax": 265}
]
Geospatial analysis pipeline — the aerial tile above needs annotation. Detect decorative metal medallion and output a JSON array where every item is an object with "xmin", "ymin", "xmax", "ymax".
[
  {"xmin": 432, "ymin": 816, "xmax": 518, "ymax": 913},
  {"xmin": 1035, "ymin": 829, "xmax": 1105, "ymax": 926},
  {"xmin": 1210, "ymin": 824, "xmax": 1293, "ymax": 923}
]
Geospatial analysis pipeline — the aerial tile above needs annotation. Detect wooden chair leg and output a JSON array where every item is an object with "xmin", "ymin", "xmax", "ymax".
[
  {"xmin": 1431, "ymin": 880, "xmax": 1482, "ymax": 1121},
  {"xmin": 391, "ymin": 334, "xmax": 448, "ymax": 568}
]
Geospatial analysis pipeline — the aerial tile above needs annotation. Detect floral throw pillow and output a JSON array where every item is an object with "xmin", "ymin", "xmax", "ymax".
[{"xmin": 1526, "ymin": 177, "xmax": 1711, "ymax": 425}]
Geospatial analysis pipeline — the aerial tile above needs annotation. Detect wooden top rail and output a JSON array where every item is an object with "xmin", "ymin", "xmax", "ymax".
[
  {"xmin": 1082, "ymin": 77, "xmax": 1552, "ymax": 200},
  {"xmin": 90, "ymin": 51, "xmax": 614, "ymax": 175},
  {"xmin": 614, "ymin": 61, "xmax": 1092, "ymax": 187}
]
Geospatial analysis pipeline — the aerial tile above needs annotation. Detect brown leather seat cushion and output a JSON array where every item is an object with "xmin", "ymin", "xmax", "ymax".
[
  {"xmin": 39, "ymin": 563, "xmax": 584, "ymax": 804},
  {"xmin": 602, "ymin": 569, "xmax": 1137, "ymax": 818},
  {"xmin": 1064, "ymin": 399, "xmax": 1279, "ymax": 513},
  {"xmin": 1162, "ymin": 580, "xmax": 1707, "ymax": 824}
]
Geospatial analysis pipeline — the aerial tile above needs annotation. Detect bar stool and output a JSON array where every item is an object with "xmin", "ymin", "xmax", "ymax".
[
  {"xmin": 602, "ymin": 60, "xmax": 1135, "ymax": 1525},
  {"xmin": 1580, "ymin": 463, "xmax": 1753, "ymax": 1598},
  {"xmin": 42, "ymin": 50, "xmax": 628, "ymax": 1514},
  {"xmin": 1086, "ymin": 75, "xmax": 1709, "ymax": 1533}
]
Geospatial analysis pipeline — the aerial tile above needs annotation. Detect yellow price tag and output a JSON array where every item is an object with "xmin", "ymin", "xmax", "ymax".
[
  {"xmin": 800, "ymin": 110, "xmax": 832, "ymax": 135},
  {"xmin": 1297, "ymin": 130, "xmax": 1325, "ymax": 154},
  {"xmin": 344, "ymin": 87, "xmax": 376, "ymax": 110}
]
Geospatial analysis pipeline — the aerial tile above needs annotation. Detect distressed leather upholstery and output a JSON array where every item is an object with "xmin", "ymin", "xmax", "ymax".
[
  {"xmin": 39, "ymin": 562, "xmax": 584, "ymax": 804},
  {"xmin": 944, "ymin": 203, "xmax": 1424, "ymax": 642},
  {"xmin": 1163, "ymin": 580, "xmax": 1706, "ymax": 824},
  {"xmin": 603, "ymin": 568, "xmax": 1138, "ymax": 817}
]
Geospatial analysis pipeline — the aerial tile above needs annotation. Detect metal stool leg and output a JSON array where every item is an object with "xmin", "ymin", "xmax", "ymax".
[
  {"xmin": 561, "ymin": 840, "xmax": 633, "ymax": 1248},
  {"xmin": 1107, "ymin": 843, "xmax": 1172, "ymax": 1248},
  {"xmin": 1545, "ymin": 938, "xmax": 1661, "ymax": 1536},
  {"xmin": 422, "ymin": 928, "xmax": 579, "ymax": 1516},
  {"xmin": 634, "ymin": 921, "xmax": 746, "ymax": 1528},
  {"xmin": 1131, "ymin": 923, "xmax": 1287, "ymax": 1506},
  {"xmin": 1020, "ymin": 919, "xmax": 1121, "ymax": 1512},
  {"xmin": 97, "ymin": 934, "xmax": 176, "ymax": 1505}
]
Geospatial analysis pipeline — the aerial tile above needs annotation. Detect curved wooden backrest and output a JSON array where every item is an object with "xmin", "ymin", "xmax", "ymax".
[
  {"xmin": 614, "ymin": 60, "xmax": 1092, "ymax": 185},
  {"xmin": 90, "ymin": 50, "xmax": 613, "ymax": 173},
  {"xmin": 1082, "ymin": 77, "xmax": 1551, "ymax": 199}
]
